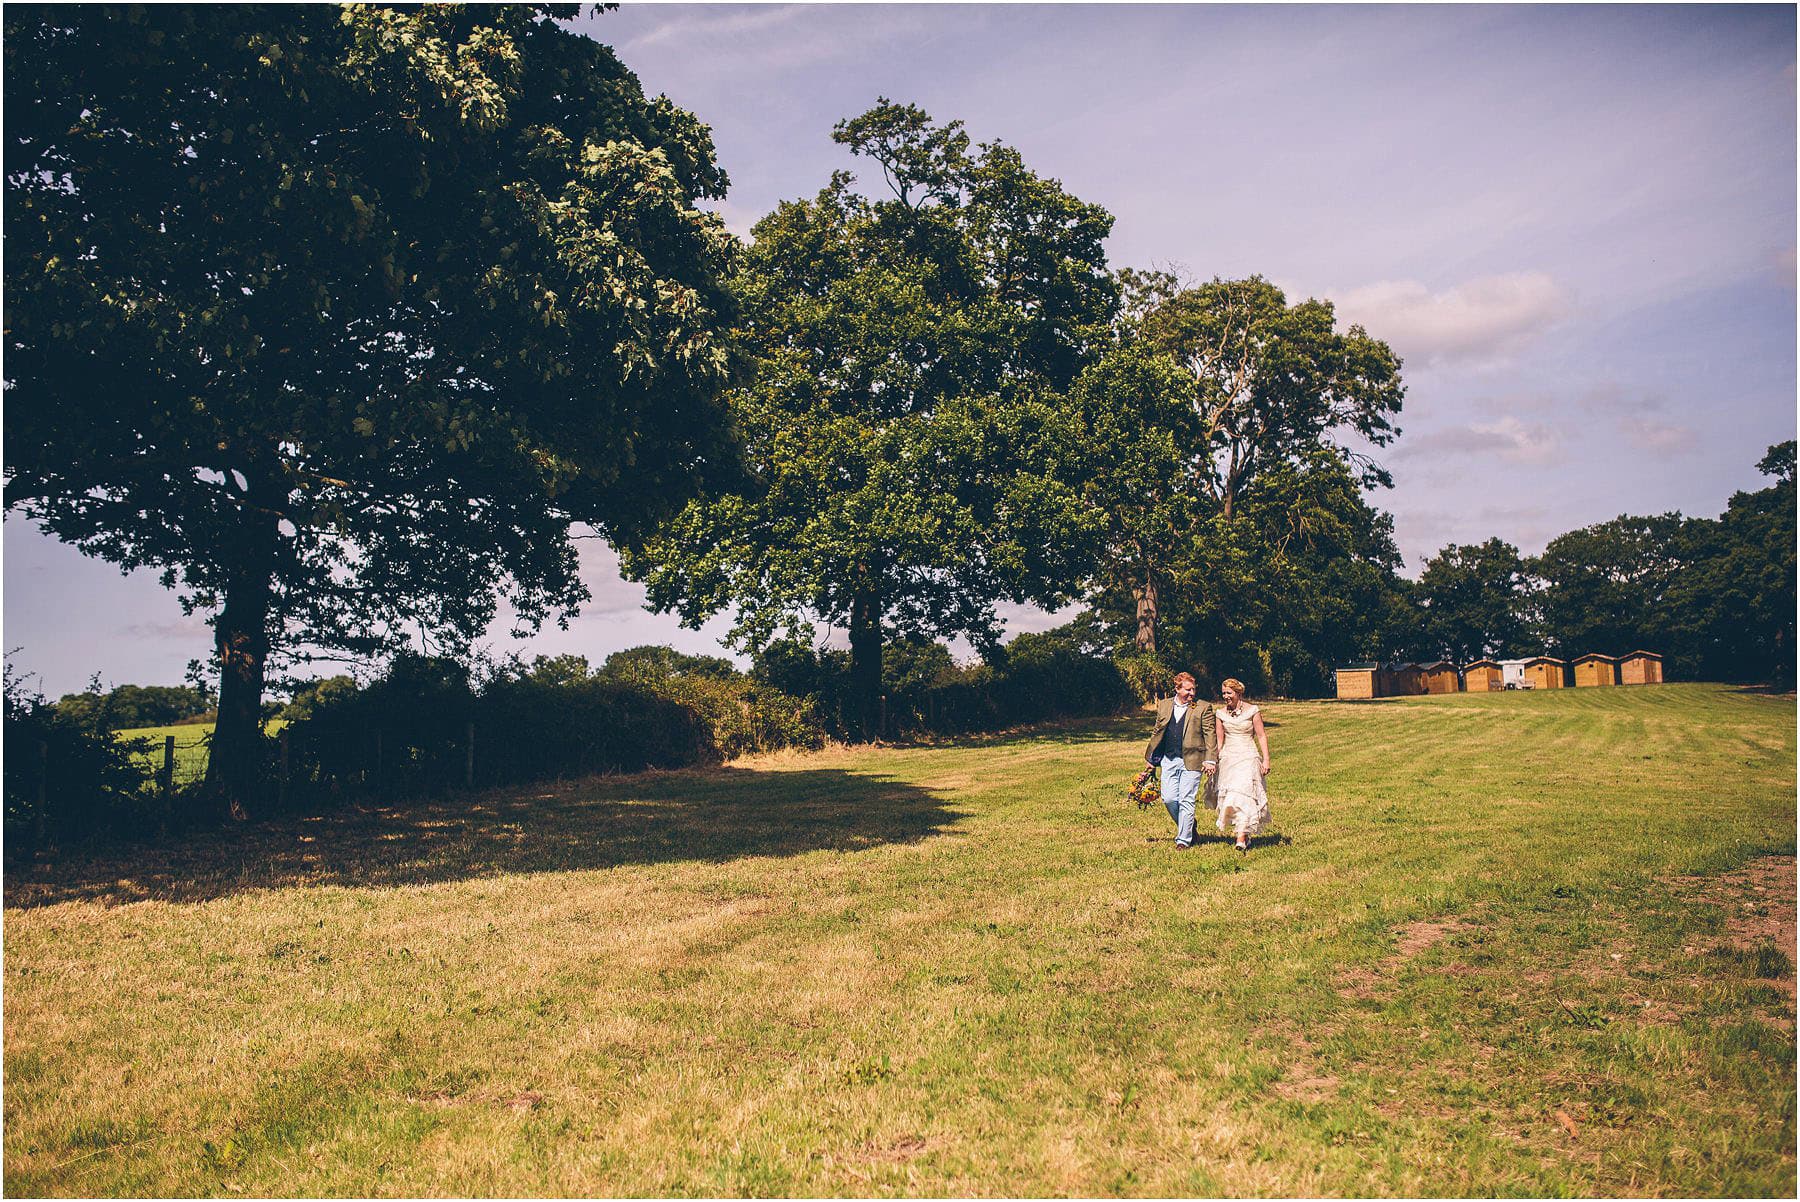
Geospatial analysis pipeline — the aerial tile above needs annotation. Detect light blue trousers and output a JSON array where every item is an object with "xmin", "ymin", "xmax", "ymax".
[{"xmin": 1160, "ymin": 755, "xmax": 1204, "ymax": 846}]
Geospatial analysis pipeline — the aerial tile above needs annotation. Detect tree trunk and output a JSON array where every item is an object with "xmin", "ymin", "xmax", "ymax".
[
  {"xmin": 1133, "ymin": 574, "xmax": 1159, "ymax": 654},
  {"xmin": 204, "ymin": 504, "xmax": 279, "ymax": 821},
  {"xmin": 849, "ymin": 584, "xmax": 883, "ymax": 742}
]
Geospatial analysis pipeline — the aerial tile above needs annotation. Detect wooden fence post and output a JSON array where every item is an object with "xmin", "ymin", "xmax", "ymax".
[
  {"xmin": 278, "ymin": 727, "xmax": 290, "ymax": 810},
  {"xmin": 465, "ymin": 721, "xmax": 475, "ymax": 789},
  {"xmin": 34, "ymin": 739, "xmax": 48, "ymax": 852},
  {"xmin": 159, "ymin": 735, "xmax": 175, "ymax": 835}
]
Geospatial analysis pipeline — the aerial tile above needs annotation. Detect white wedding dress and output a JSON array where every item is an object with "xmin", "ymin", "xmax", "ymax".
[{"xmin": 1213, "ymin": 703, "xmax": 1270, "ymax": 838}]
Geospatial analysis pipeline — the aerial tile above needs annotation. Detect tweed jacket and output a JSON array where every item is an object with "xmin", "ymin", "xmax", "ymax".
[{"xmin": 1144, "ymin": 697, "xmax": 1220, "ymax": 772}]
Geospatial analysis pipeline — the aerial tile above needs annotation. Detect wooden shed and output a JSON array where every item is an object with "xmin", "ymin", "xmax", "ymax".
[
  {"xmin": 1572, "ymin": 653, "xmax": 1618, "ymax": 687},
  {"xmin": 1419, "ymin": 661, "xmax": 1460, "ymax": 694},
  {"xmin": 1522, "ymin": 656, "xmax": 1567, "ymax": 690},
  {"xmin": 1618, "ymin": 650, "xmax": 1664, "ymax": 685},
  {"xmin": 1379, "ymin": 663, "xmax": 1425, "ymax": 696},
  {"xmin": 1463, "ymin": 659, "xmax": 1503, "ymax": 691},
  {"xmin": 1334, "ymin": 663, "xmax": 1379, "ymax": 700}
]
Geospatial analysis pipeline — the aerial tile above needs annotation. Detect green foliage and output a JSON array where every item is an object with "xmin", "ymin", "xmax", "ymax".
[
  {"xmin": 4, "ymin": 5, "xmax": 740, "ymax": 806},
  {"xmin": 53, "ymin": 682, "xmax": 212, "ymax": 731},
  {"xmin": 1113, "ymin": 651, "xmax": 1180, "ymax": 705},
  {"xmin": 1134, "ymin": 274, "xmax": 1405, "ymax": 513},
  {"xmin": 1530, "ymin": 516, "xmax": 1685, "ymax": 663},
  {"xmin": 278, "ymin": 649, "xmax": 822, "ymax": 799},
  {"xmin": 1417, "ymin": 537, "xmax": 1535, "ymax": 662},
  {"xmin": 1069, "ymin": 276, "xmax": 1411, "ymax": 695},
  {"xmin": 982, "ymin": 626, "xmax": 1133, "ymax": 723},
  {"xmin": 1527, "ymin": 444, "xmax": 1795, "ymax": 685},
  {"xmin": 278, "ymin": 676, "xmax": 360, "ymax": 723},
  {"xmin": 4, "ymin": 666, "xmax": 155, "ymax": 848},
  {"xmin": 596, "ymin": 645, "xmax": 741, "ymax": 687},
  {"xmin": 751, "ymin": 623, "xmax": 1129, "ymax": 737},
  {"xmin": 622, "ymin": 100, "xmax": 1117, "ymax": 736},
  {"xmin": 1658, "ymin": 444, "xmax": 1795, "ymax": 685}
]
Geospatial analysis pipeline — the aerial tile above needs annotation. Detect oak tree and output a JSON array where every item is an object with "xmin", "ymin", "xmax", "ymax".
[
  {"xmin": 5, "ymin": 5, "xmax": 739, "ymax": 812},
  {"xmin": 621, "ymin": 102, "xmax": 1115, "ymax": 737}
]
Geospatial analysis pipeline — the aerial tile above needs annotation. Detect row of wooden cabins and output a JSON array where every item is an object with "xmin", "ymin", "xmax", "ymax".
[{"xmin": 1335, "ymin": 652, "xmax": 1664, "ymax": 699}]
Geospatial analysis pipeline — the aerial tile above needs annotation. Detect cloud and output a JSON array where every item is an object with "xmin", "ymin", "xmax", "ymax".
[
  {"xmin": 617, "ymin": 5, "xmax": 812, "ymax": 51},
  {"xmin": 570, "ymin": 539, "xmax": 653, "ymax": 619},
  {"xmin": 1570, "ymin": 384, "xmax": 1696, "ymax": 456},
  {"xmin": 1614, "ymin": 416, "xmax": 1692, "ymax": 455},
  {"xmin": 1392, "ymin": 503, "xmax": 1557, "ymax": 571},
  {"xmin": 1333, "ymin": 272, "xmax": 1571, "ymax": 364},
  {"xmin": 1394, "ymin": 415, "xmax": 1562, "ymax": 466},
  {"xmin": 606, "ymin": 4, "xmax": 933, "ymax": 73},
  {"xmin": 118, "ymin": 616, "xmax": 211, "ymax": 641}
]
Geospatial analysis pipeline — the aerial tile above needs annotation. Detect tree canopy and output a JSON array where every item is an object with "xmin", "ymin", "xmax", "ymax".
[
  {"xmin": 1130, "ymin": 272, "xmax": 1404, "ymax": 520},
  {"xmin": 1417, "ymin": 537, "xmax": 1535, "ymax": 663},
  {"xmin": 621, "ymin": 100, "xmax": 1116, "ymax": 736},
  {"xmin": 1070, "ymin": 273, "xmax": 1410, "ymax": 692},
  {"xmin": 1529, "ymin": 517, "xmax": 1685, "ymax": 662},
  {"xmin": 4, "ymin": 4, "xmax": 740, "ymax": 810}
]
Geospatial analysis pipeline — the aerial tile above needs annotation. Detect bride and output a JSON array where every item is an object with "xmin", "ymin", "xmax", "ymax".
[{"xmin": 1213, "ymin": 677, "xmax": 1272, "ymax": 853}]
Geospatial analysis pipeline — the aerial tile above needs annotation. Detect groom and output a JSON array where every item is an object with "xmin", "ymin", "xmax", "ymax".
[{"xmin": 1144, "ymin": 671, "xmax": 1219, "ymax": 849}]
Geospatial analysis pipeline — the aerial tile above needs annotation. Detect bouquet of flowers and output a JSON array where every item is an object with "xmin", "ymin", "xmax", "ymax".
[{"xmin": 1128, "ymin": 764, "xmax": 1160, "ymax": 809}]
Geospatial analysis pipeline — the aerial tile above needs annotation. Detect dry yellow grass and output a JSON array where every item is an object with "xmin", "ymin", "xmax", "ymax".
[{"xmin": 5, "ymin": 683, "xmax": 1794, "ymax": 1195}]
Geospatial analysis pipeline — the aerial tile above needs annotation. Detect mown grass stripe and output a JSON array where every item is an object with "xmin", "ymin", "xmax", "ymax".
[{"xmin": 5, "ymin": 683, "xmax": 1792, "ymax": 1196}]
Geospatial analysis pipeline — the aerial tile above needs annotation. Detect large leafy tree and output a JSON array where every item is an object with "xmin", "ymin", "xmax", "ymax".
[
  {"xmin": 1662, "ymin": 442, "xmax": 1795, "ymax": 684},
  {"xmin": 4, "ymin": 5, "xmax": 739, "ymax": 812},
  {"xmin": 1416, "ymin": 537, "xmax": 1536, "ymax": 662},
  {"xmin": 1059, "ymin": 342, "xmax": 1206, "ymax": 654},
  {"xmin": 1071, "ymin": 273, "xmax": 1409, "ymax": 689},
  {"xmin": 1134, "ymin": 273, "xmax": 1404, "ymax": 521},
  {"xmin": 1145, "ymin": 448, "xmax": 1418, "ymax": 695},
  {"xmin": 621, "ymin": 102, "xmax": 1116, "ymax": 737},
  {"xmin": 1530, "ymin": 516, "xmax": 1687, "ymax": 663}
]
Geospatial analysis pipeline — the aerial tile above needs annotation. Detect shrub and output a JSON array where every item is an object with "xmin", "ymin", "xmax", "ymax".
[
  {"xmin": 1114, "ymin": 651, "xmax": 1174, "ymax": 705},
  {"xmin": 279, "ymin": 675, "xmax": 358, "ymax": 722},
  {"xmin": 278, "ymin": 649, "xmax": 824, "ymax": 799},
  {"xmin": 4, "ymin": 668, "xmax": 157, "ymax": 850},
  {"xmin": 52, "ymin": 680, "xmax": 212, "ymax": 731},
  {"xmin": 987, "ymin": 627, "xmax": 1132, "ymax": 721},
  {"xmin": 752, "ymin": 637, "xmax": 854, "ymax": 737}
]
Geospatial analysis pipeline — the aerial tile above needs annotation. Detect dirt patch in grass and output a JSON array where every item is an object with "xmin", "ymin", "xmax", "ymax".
[
  {"xmin": 1271, "ymin": 1074, "xmax": 1339, "ymax": 1102},
  {"xmin": 1335, "ymin": 917, "xmax": 1478, "ymax": 1000},
  {"xmin": 1665, "ymin": 854, "xmax": 1796, "ymax": 948},
  {"xmin": 1395, "ymin": 919, "xmax": 1460, "ymax": 957},
  {"xmin": 1665, "ymin": 854, "xmax": 1796, "ymax": 997},
  {"xmin": 1721, "ymin": 856, "xmax": 1796, "ymax": 950},
  {"xmin": 410, "ymin": 1088, "xmax": 543, "ymax": 1112},
  {"xmin": 859, "ymin": 1134, "xmax": 938, "ymax": 1163}
]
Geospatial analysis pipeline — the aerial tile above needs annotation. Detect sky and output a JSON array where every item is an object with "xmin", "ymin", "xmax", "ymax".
[{"xmin": 4, "ymin": 2, "xmax": 1795, "ymax": 698}]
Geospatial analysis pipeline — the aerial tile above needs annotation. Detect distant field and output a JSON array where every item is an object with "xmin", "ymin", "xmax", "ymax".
[
  {"xmin": 8, "ymin": 682, "xmax": 1793, "ymax": 1196},
  {"xmin": 114, "ymin": 720, "xmax": 284, "ymax": 782}
]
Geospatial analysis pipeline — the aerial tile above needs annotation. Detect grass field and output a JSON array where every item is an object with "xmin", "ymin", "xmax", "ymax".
[
  {"xmin": 113, "ymin": 720, "xmax": 287, "ymax": 783},
  {"xmin": 6, "ymin": 682, "xmax": 1793, "ymax": 1196}
]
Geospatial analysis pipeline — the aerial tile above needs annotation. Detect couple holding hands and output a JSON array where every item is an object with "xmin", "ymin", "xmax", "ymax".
[{"xmin": 1144, "ymin": 672, "xmax": 1272, "ymax": 853}]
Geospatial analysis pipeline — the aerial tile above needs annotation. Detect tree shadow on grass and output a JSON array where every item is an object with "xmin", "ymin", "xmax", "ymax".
[
  {"xmin": 907, "ymin": 712, "xmax": 1148, "ymax": 751},
  {"xmin": 1729, "ymin": 684, "xmax": 1797, "ymax": 700},
  {"xmin": 3, "ymin": 764, "xmax": 964, "ymax": 910}
]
